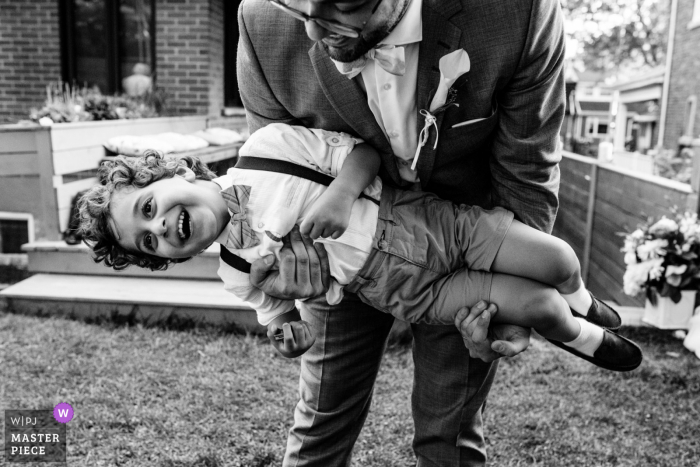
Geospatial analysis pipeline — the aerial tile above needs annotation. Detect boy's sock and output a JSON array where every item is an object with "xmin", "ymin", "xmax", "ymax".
[
  {"xmin": 563, "ymin": 318, "xmax": 604, "ymax": 357},
  {"xmin": 561, "ymin": 284, "xmax": 593, "ymax": 315}
]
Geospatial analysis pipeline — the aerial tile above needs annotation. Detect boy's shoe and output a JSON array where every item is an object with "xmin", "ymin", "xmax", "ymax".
[
  {"xmin": 571, "ymin": 292, "xmax": 622, "ymax": 332},
  {"xmin": 547, "ymin": 330, "xmax": 643, "ymax": 372}
]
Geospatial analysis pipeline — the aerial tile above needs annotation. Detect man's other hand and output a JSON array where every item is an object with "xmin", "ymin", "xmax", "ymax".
[
  {"xmin": 249, "ymin": 225, "xmax": 331, "ymax": 299},
  {"xmin": 454, "ymin": 301, "xmax": 531, "ymax": 362}
]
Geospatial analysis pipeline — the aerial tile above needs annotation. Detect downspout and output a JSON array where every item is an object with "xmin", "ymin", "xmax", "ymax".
[{"xmin": 657, "ymin": 0, "xmax": 679, "ymax": 149}]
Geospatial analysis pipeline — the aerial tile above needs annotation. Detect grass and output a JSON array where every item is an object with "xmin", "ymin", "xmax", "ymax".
[{"xmin": 1, "ymin": 312, "xmax": 699, "ymax": 467}]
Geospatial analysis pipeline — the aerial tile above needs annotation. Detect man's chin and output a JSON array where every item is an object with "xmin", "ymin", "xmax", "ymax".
[{"xmin": 321, "ymin": 42, "xmax": 369, "ymax": 63}]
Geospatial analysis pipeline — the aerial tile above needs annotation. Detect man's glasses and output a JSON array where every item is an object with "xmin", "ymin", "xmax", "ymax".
[{"xmin": 267, "ymin": 0, "xmax": 367, "ymax": 38}]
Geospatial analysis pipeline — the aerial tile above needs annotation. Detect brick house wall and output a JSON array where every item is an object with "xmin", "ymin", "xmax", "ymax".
[
  {"xmin": 0, "ymin": 1, "xmax": 62, "ymax": 123},
  {"xmin": 155, "ymin": 0, "xmax": 226, "ymax": 117},
  {"xmin": 0, "ymin": 0, "xmax": 227, "ymax": 123},
  {"xmin": 664, "ymin": 0, "xmax": 700, "ymax": 148}
]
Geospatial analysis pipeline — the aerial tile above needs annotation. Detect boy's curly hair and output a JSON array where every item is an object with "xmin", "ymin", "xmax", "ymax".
[{"xmin": 78, "ymin": 151, "xmax": 217, "ymax": 271}]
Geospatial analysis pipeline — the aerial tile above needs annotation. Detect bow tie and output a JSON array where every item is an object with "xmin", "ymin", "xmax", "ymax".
[
  {"xmin": 221, "ymin": 185, "xmax": 260, "ymax": 250},
  {"xmin": 334, "ymin": 45, "xmax": 406, "ymax": 79}
]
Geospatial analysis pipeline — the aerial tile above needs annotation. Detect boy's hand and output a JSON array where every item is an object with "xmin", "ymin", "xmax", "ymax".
[
  {"xmin": 267, "ymin": 320, "xmax": 316, "ymax": 358},
  {"xmin": 299, "ymin": 189, "xmax": 354, "ymax": 240}
]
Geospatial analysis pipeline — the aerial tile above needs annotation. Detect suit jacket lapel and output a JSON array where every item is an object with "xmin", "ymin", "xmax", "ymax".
[
  {"xmin": 309, "ymin": 43, "xmax": 400, "ymax": 183},
  {"xmin": 415, "ymin": 0, "xmax": 462, "ymax": 187}
]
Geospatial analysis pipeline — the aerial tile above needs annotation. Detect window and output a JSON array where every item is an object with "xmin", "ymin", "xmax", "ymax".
[
  {"xmin": 60, "ymin": 0, "xmax": 155, "ymax": 94},
  {"xmin": 224, "ymin": 0, "xmax": 245, "ymax": 108},
  {"xmin": 598, "ymin": 123, "xmax": 608, "ymax": 135},
  {"xmin": 0, "ymin": 213, "xmax": 34, "ymax": 255}
]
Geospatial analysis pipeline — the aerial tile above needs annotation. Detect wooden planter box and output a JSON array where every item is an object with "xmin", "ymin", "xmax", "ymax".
[{"xmin": 0, "ymin": 115, "xmax": 245, "ymax": 242}]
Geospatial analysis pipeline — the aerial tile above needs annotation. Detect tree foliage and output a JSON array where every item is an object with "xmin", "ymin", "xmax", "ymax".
[{"xmin": 561, "ymin": 0, "xmax": 671, "ymax": 74}]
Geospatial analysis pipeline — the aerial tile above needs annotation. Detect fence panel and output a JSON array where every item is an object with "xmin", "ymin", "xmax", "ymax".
[{"xmin": 554, "ymin": 151, "xmax": 697, "ymax": 306}]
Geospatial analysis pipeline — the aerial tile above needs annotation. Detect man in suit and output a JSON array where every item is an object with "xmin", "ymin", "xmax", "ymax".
[{"xmin": 236, "ymin": 0, "xmax": 565, "ymax": 464}]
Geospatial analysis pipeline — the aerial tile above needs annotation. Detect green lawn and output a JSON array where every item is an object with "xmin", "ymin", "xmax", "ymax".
[{"xmin": 1, "ymin": 312, "xmax": 698, "ymax": 466}]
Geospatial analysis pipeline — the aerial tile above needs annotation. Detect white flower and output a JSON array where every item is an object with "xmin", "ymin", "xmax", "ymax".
[
  {"xmin": 649, "ymin": 217, "xmax": 678, "ymax": 236},
  {"xmin": 622, "ymin": 258, "xmax": 664, "ymax": 296},
  {"xmin": 665, "ymin": 264, "xmax": 688, "ymax": 287},
  {"xmin": 624, "ymin": 251, "xmax": 638, "ymax": 265},
  {"xmin": 636, "ymin": 239, "xmax": 668, "ymax": 261},
  {"xmin": 38, "ymin": 116, "xmax": 53, "ymax": 126},
  {"xmin": 428, "ymin": 49, "xmax": 470, "ymax": 113}
]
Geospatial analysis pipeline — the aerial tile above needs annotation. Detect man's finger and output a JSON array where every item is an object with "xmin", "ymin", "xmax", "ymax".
[
  {"xmin": 454, "ymin": 301, "xmax": 487, "ymax": 329},
  {"xmin": 469, "ymin": 310, "xmax": 491, "ymax": 344},
  {"xmin": 299, "ymin": 231, "xmax": 328, "ymax": 295},
  {"xmin": 249, "ymin": 255, "xmax": 276, "ymax": 289},
  {"xmin": 288, "ymin": 226, "xmax": 310, "ymax": 284}
]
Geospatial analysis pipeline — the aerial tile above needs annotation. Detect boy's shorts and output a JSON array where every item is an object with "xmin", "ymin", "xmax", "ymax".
[{"xmin": 345, "ymin": 185, "xmax": 514, "ymax": 325}]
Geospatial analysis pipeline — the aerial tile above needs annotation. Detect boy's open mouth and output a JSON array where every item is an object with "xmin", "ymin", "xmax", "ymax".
[{"xmin": 177, "ymin": 209, "xmax": 192, "ymax": 241}]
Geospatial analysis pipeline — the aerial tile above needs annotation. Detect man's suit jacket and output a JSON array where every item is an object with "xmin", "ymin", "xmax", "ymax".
[{"xmin": 236, "ymin": 0, "xmax": 565, "ymax": 233}]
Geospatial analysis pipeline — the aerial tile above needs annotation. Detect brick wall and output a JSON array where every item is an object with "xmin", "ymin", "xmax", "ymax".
[
  {"xmin": 0, "ymin": 0, "xmax": 62, "ymax": 123},
  {"xmin": 156, "ymin": 0, "xmax": 225, "ymax": 116},
  {"xmin": 664, "ymin": 0, "xmax": 700, "ymax": 148}
]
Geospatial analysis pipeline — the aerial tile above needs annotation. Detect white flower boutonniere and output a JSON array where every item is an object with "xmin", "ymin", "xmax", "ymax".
[
  {"xmin": 429, "ymin": 49, "xmax": 471, "ymax": 112},
  {"xmin": 412, "ymin": 49, "xmax": 470, "ymax": 170}
]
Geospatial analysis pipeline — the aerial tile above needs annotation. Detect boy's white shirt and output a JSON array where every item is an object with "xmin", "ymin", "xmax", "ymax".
[{"xmin": 213, "ymin": 123, "xmax": 383, "ymax": 326}]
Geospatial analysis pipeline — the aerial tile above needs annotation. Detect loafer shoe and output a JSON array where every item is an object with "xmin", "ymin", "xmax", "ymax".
[
  {"xmin": 571, "ymin": 292, "xmax": 622, "ymax": 332},
  {"xmin": 547, "ymin": 329, "xmax": 643, "ymax": 372}
]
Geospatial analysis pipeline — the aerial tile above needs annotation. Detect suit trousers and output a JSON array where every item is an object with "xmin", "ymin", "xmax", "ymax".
[{"xmin": 285, "ymin": 296, "xmax": 500, "ymax": 467}]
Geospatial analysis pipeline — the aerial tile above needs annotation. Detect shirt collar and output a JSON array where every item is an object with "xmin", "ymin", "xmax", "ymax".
[{"xmin": 380, "ymin": 0, "xmax": 422, "ymax": 47}]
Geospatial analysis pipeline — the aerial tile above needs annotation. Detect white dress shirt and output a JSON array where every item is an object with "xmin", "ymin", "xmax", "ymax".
[
  {"xmin": 358, "ymin": 0, "xmax": 423, "ymax": 183},
  {"xmin": 214, "ymin": 123, "xmax": 382, "ymax": 325}
]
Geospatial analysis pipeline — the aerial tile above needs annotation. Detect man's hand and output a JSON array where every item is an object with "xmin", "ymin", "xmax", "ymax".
[
  {"xmin": 299, "ymin": 189, "xmax": 354, "ymax": 240},
  {"xmin": 249, "ymin": 225, "xmax": 331, "ymax": 299},
  {"xmin": 455, "ymin": 301, "xmax": 531, "ymax": 362}
]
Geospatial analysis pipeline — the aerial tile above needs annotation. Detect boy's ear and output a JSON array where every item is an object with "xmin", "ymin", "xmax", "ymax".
[{"xmin": 175, "ymin": 165, "xmax": 196, "ymax": 182}]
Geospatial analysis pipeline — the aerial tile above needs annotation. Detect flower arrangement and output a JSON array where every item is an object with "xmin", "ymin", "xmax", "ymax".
[
  {"xmin": 29, "ymin": 82, "xmax": 168, "ymax": 125},
  {"xmin": 622, "ymin": 211, "xmax": 700, "ymax": 303}
]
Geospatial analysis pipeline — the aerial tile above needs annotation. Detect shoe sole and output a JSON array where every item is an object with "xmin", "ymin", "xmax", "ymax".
[{"xmin": 546, "ymin": 338, "xmax": 643, "ymax": 372}]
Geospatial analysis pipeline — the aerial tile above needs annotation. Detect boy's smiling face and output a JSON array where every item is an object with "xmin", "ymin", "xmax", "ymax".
[{"xmin": 109, "ymin": 169, "xmax": 229, "ymax": 259}]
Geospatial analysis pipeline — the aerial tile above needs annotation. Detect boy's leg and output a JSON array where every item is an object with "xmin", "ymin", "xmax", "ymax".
[
  {"xmin": 490, "ymin": 220, "xmax": 621, "ymax": 329},
  {"xmin": 283, "ymin": 293, "xmax": 394, "ymax": 467},
  {"xmin": 490, "ymin": 220, "xmax": 582, "ymax": 293}
]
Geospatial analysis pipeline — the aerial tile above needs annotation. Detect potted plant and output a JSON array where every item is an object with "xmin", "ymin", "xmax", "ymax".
[{"xmin": 621, "ymin": 212, "xmax": 700, "ymax": 329}]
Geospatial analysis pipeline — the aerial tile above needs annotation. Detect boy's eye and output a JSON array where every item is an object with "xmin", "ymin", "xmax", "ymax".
[
  {"xmin": 142, "ymin": 199, "xmax": 152, "ymax": 217},
  {"xmin": 144, "ymin": 233, "xmax": 154, "ymax": 251}
]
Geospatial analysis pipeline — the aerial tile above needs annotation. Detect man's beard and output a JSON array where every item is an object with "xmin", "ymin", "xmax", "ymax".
[{"xmin": 321, "ymin": 26, "xmax": 390, "ymax": 62}]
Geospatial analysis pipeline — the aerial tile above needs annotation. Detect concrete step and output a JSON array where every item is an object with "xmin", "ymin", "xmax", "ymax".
[
  {"xmin": 0, "ymin": 273, "xmax": 263, "ymax": 333},
  {"xmin": 23, "ymin": 241, "xmax": 220, "ymax": 279}
]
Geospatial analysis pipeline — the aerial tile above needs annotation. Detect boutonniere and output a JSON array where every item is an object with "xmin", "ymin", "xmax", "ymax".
[{"xmin": 412, "ymin": 49, "xmax": 470, "ymax": 170}]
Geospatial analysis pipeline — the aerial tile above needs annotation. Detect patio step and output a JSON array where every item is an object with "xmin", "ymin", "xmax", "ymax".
[
  {"xmin": 23, "ymin": 241, "xmax": 220, "ymax": 279},
  {"xmin": 0, "ymin": 273, "xmax": 263, "ymax": 333}
]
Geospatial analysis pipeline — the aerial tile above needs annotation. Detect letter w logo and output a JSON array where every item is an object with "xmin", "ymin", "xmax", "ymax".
[{"xmin": 58, "ymin": 409, "xmax": 69, "ymax": 418}]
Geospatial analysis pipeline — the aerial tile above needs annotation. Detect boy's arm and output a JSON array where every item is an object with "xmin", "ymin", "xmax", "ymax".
[{"xmin": 299, "ymin": 143, "xmax": 381, "ymax": 239}]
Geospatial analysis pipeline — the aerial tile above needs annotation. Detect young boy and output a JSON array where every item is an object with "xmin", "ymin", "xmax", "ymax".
[{"xmin": 78, "ymin": 123, "xmax": 642, "ymax": 371}]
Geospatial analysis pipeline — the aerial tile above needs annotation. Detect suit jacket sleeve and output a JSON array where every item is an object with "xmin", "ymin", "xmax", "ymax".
[
  {"xmin": 490, "ymin": 0, "xmax": 565, "ymax": 234},
  {"xmin": 237, "ymin": 0, "xmax": 300, "ymax": 134}
]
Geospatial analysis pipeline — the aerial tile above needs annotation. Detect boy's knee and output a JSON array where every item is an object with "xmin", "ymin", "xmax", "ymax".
[
  {"xmin": 548, "ymin": 239, "xmax": 580, "ymax": 287},
  {"xmin": 523, "ymin": 288, "xmax": 566, "ymax": 331}
]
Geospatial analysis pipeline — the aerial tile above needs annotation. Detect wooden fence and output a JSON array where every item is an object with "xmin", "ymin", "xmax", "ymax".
[{"xmin": 552, "ymin": 150, "xmax": 700, "ymax": 306}]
